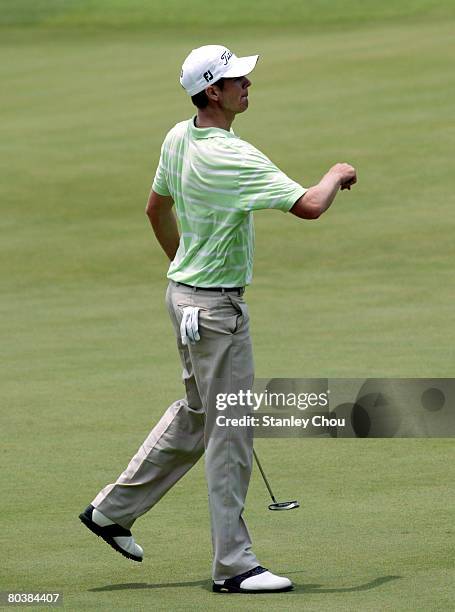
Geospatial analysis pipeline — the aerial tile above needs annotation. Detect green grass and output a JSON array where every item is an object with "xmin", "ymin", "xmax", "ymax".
[
  {"xmin": 1, "ymin": 2, "xmax": 455, "ymax": 610},
  {"xmin": 1, "ymin": 0, "xmax": 454, "ymax": 29}
]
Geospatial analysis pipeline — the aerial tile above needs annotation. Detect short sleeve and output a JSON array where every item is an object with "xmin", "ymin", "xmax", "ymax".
[
  {"xmin": 151, "ymin": 142, "xmax": 171, "ymax": 196},
  {"xmin": 238, "ymin": 142, "xmax": 306, "ymax": 213}
]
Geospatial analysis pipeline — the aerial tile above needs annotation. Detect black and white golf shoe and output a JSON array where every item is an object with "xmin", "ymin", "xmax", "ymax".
[
  {"xmin": 213, "ymin": 566, "xmax": 292, "ymax": 593},
  {"xmin": 78, "ymin": 505, "xmax": 143, "ymax": 562}
]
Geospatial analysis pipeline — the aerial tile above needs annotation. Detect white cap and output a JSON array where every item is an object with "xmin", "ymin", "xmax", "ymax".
[{"xmin": 180, "ymin": 45, "xmax": 259, "ymax": 96}]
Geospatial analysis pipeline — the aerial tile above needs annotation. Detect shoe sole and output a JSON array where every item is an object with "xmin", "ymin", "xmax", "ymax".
[
  {"xmin": 78, "ymin": 512, "xmax": 143, "ymax": 562},
  {"xmin": 213, "ymin": 584, "xmax": 293, "ymax": 594}
]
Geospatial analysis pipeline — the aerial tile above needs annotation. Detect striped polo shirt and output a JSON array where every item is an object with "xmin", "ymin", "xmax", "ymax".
[{"xmin": 152, "ymin": 117, "xmax": 306, "ymax": 287}]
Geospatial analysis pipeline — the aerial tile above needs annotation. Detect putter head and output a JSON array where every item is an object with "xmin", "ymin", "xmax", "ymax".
[{"xmin": 268, "ymin": 500, "xmax": 299, "ymax": 511}]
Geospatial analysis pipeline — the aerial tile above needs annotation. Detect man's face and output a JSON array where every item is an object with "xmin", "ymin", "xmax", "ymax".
[{"xmin": 217, "ymin": 76, "xmax": 252, "ymax": 114}]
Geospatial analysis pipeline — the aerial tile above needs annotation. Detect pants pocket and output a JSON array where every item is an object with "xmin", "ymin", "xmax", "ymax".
[{"xmin": 227, "ymin": 295, "xmax": 249, "ymax": 334}]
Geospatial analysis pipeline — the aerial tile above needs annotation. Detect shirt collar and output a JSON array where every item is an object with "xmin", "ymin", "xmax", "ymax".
[{"xmin": 189, "ymin": 116, "xmax": 238, "ymax": 140}]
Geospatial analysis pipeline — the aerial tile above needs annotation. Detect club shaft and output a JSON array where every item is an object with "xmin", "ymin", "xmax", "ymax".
[{"xmin": 253, "ymin": 448, "xmax": 277, "ymax": 504}]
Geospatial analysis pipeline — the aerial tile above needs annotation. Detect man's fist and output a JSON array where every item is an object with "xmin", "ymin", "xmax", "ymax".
[{"xmin": 330, "ymin": 163, "xmax": 357, "ymax": 190}]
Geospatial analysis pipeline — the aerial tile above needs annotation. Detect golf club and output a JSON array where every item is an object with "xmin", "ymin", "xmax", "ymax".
[{"xmin": 253, "ymin": 448, "xmax": 299, "ymax": 511}]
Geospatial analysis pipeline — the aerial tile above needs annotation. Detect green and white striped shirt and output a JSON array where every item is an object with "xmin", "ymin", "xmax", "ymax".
[{"xmin": 152, "ymin": 117, "xmax": 306, "ymax": 287}]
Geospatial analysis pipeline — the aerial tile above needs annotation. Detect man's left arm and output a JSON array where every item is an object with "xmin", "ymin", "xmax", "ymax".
[{"xmin": 145, "ymin": 190, "xmax": 179, "ymax": 261}]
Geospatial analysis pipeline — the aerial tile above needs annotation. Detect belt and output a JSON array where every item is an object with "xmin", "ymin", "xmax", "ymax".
[{"xmin": 177, "ymin": 282, "xmax": 245, "ymax": 296}]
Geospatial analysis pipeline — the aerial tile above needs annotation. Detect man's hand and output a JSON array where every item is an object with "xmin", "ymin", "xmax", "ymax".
[{"xmin": 329, "ymin": 163, "xmax": 357, "ymax": 191}]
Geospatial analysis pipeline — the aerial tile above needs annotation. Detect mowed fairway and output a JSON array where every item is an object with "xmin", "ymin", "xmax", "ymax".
[{"xmin": 1, "ymin": 2, "xmax": 455, "ymax": 610}]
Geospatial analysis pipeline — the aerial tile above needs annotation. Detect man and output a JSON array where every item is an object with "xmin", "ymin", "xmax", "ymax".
[{"xmin": 79, "ymin": 45, "xmax": 357, "ymax": 594}]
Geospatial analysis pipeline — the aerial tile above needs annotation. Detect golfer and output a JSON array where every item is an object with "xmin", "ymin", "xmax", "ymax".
[{"xmin": 79, "ymin": 45, "xmax": 357, "ymax": 594}]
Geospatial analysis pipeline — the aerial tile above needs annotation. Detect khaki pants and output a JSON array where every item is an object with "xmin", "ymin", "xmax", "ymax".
[{"xmin": 92, "ymin": 281, "xmax": 259, "ymax": 580}]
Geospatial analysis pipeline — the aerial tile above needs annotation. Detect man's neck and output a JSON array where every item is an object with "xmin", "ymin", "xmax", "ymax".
[{"xmin": 195, "ymin": 108, "xmax": 235, "ymax": 131}]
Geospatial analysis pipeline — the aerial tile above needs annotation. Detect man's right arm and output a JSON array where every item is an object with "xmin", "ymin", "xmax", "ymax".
[
  {"xmin": 290, "ymin": 163, "xmax": 357, "ymax": 220},
  {"xmin": 145, "ymin": 190, "xmax": 179, "ymax": 261}
]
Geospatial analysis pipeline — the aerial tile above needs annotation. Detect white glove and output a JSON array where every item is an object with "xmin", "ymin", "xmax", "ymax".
[{"xmin": 180, "ymin": 306, "xmax": 201, "ymax": 346}]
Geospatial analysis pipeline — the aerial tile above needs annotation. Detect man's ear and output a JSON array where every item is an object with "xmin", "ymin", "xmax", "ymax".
[{"xmin": 206, "ymin": 84, "xmax": 222, "ymax": 102}]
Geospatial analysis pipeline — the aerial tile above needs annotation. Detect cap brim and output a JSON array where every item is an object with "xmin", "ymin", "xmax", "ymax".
[{"xmin": 222, "ymin": 54, "xmax": 259, "ymax": 78}]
